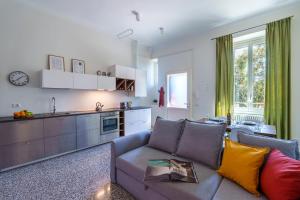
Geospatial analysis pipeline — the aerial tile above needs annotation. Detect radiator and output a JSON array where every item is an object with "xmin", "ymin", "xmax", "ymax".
[{"xmin": 233, "ymin": 113, "xmax": 264, "ymax": 122}]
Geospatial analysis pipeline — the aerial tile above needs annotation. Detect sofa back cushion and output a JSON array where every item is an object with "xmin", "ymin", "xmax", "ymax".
[
  {"xmin": 238, "ymin": 133, "xmax": 299, "ymax": 160},
  {"xmin": 148, "ymin": 117, "xmax": 185, "ymax": 154},
  {"xmin": 176, "ymin": 121, "xmax": 226, "ymax": 169}
]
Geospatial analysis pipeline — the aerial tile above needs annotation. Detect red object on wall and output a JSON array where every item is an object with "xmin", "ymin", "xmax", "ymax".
[
  {"xmin": 159, "ymin": 87, "xmax": 165, "ymax": 107},
  {"xmin": 260, "ymin": 149, "xmax": 300, "ymax": 200}
]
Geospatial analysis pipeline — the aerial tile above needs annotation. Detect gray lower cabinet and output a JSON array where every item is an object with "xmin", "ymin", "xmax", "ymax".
[
  {"xmin": 76, "ymin": 114, "xmax": 100, "ymax": 132},
  {"xmin": 0, "ymin": 139, "xmax": 44, "ymax": 169},
  {"xmin": 0, "ymin": 120, "xmax": 44, "ymax": 170},
  {"xmin": 0, "ymin": 113, "xmax": 104, "ymax": 170},
  {"xmin": 44, "ymin": 116, "xmax": 76, "ymax": 137},
  {"xmin": 76, "ymin": 114, "xmax": 100, "ymax": 149},
  {"xmin": 0, "ymin": 120, "xmax": 44, "ymax": 146},
  {"xmin": 100, "ymin": 132, "xmax": 119, "ymax": 144},
  {"xmin": 44, "ymin": 116, "xmax": 76, "ymax": 156},
  {"xmin": 77, "ymin": 129, "xmax": 100, "ymax": 149},
  {"xmin": 44, "ymin": 134, "xmax": 76, "ymax": 157}
]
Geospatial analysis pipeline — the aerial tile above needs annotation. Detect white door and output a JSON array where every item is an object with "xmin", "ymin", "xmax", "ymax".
[
  {"xmin": 157, "ymin": 51, "xmax": 192, "ymax": 120},
  {"xmin": 166, "ymin": 70, "xmax": 191, "ymax": 120}
]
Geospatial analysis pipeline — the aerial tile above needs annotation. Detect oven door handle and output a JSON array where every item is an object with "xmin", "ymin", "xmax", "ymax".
[{"xmin": 102, "ymin": 115, "xmax": 119, "ymax": 120}]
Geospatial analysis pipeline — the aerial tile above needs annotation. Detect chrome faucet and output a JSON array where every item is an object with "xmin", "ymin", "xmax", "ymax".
[{"xmin": 51, "ymin": 97, "xmax": 56, "ymax": 114}]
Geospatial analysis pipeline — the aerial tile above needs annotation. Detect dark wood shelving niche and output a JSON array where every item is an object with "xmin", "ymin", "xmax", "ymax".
[
  {"xmin": 119, "ymin": 111, "xmax": 125, "ymax": 137},
  {"xmin": 116, "ymin": 78, "xmax": 135, "ymax": 92}
]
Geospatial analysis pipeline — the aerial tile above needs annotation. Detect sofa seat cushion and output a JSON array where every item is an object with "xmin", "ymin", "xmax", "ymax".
[
  {"xmin": 213, "ymin": 179, "xmax": 267, "ymax": 200},
  {"xmin": 116, "ymin": 146, "xmax": 222, "ymax": 200}
]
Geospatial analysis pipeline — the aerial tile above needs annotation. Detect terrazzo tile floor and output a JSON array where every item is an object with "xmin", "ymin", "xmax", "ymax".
[{"xmin": 0, "ymin": 143, "xmax": 135, "ymax": 200}]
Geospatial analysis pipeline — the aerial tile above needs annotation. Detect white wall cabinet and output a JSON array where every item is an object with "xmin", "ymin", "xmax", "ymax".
[
  {"xmin": 73, "ymin": 73, "xmax": 98, "ymax": 90},
  {"xmin": 134, "ymin": 69, "xmax": 147, "ymax": 97},
  {"xmin": 98, "ymin": 76, "xmax": 116, "ymax": 91},
  {"xmin": 108, "ymin": 65, "xmax": 135, "ymax": 80},
  {"xmin": 125, "ymin": 108, "xmax": 151, "ymax": 136},
  {"xmin": 42, "ymin": 70, "xmax": 73, "ymax": 89},
  {"xmin": 41, "ymin": 70, "xmax": 116, "ymax": 91}
]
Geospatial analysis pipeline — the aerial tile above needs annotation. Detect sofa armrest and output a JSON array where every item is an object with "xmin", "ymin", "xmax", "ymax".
[{"xmin": 110, "ymin": 130, "xmax": 151, "ymax": 183}]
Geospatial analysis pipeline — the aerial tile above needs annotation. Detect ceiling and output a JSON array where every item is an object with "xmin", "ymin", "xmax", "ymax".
[{"xmin": 21, "ymin": 0, "xmax": 299, "ymax": 46}]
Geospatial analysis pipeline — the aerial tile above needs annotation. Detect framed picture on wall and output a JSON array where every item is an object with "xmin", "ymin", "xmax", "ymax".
[
  {"xmin": 72, "ymin": 59, "xmax": 85, "ymax": 74},
  {"xmin": 48, "ymin": 55, "xmax": 65, "ymax": 71}
]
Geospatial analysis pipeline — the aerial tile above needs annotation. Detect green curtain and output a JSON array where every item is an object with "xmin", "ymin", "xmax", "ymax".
[
  {"xmin": 265, "ymin": 17, "xmax": 291, "ymax": 139},
  {"xmin": 215, "ymin": 34, "xmax": 234, "ymax": 116}
]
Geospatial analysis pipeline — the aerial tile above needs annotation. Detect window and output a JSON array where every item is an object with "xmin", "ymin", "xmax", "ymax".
[
  {"xmin": 233, "ymin": 30, "xmax": 266, "ymax": 121},
  {"xmin": 167, "ymin": 72, "xmax": 187, "ymax": 108}
]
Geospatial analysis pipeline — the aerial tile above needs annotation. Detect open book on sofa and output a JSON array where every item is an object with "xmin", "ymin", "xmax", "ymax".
[{"xmin": 144, "ymin": 159, "xmax": 198, "ymax": 183}]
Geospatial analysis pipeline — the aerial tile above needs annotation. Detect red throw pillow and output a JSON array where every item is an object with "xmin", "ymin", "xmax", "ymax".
[{"xmin": 261, "ymin": 149, "xmax": 300, "ymax": 200}]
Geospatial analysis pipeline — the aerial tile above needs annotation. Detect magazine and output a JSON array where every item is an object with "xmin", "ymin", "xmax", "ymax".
[{"xmin": 144, "ymin": 159, "xmax": 198, "ymax": 183}]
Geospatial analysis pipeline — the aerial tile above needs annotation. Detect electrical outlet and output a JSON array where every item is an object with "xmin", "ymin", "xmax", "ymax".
[{"xmin": 11, "ymin": 103, "xmax": 22, "ymax": 108}]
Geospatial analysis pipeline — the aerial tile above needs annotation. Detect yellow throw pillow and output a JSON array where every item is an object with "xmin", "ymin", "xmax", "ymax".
[{"xmin": 218, "ymin": 139, "xmax": 270, "ymax": 196}]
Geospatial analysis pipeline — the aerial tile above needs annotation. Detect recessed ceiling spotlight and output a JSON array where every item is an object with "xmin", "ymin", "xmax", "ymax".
[
  {"xmin": 131, "ymin": 10, "xmax": 140, "ymax": 22},
  {"xmin": 159, "ymin": 27, "xmax": 164, "ymax": 35}
]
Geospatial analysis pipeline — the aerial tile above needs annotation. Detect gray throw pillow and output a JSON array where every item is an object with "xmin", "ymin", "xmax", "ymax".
[
  {"xmin": 148, "ymin": 117, "xmax": 185, "ymax": 154},
  {"xmin": 176, "ymin": 121, "xmax": 226, "ymax": 169},
  {"xmin": 238, "ymin": 133, "xmax": 299, "ymax": 160}
]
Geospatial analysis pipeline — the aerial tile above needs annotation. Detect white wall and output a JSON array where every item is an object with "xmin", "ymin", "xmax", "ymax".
[
  {"xmin": 0, "ymin": 0, "xmax": 152, "ymax": 116},
  {"xmin": 153, "ymin": 2, "xmax": 300, "ymax": 143}
]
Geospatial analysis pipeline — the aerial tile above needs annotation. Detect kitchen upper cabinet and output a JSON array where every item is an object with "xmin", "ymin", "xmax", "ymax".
[
  {"xmin": 98, "ymin": 76, "xmax": 116, "ymax": 91},
  {"xmin": 108, "ymin": 65, "xmax": 135, "ymax": 80},
  {"xmin": 73, "ymin": 73, "xmax": 97, "ymax": 90},
  {"xmin": 124, "ymin": 108, "xmax": 151, "ymax": 136},
  {"xmin": 134, "ymin": 69, "xmax": 147, "ymax": 97},
  {"xmin": 41, "ymin": 69, "xmax": 73, "ymax": 89}
]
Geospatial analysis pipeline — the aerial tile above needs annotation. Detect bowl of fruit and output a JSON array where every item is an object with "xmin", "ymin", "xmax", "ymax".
[{"xmin": 14, "ymin": 110, "xmax": 33, "ymax": 119}]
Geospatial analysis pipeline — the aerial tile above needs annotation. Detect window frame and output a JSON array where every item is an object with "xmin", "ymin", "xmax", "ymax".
[{"xmin": 233, "ymin": 35, "xmax": 266, "ymax": 117}]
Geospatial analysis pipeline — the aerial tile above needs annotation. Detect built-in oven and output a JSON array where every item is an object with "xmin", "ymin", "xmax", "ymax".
[{"xmin": 100, "ymin": 111, "xmax": 119, "ymax": 143}]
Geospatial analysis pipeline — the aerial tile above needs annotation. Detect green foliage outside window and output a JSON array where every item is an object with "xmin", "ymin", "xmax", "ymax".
[{"xmin": 234, "ymin": 43, "xmax": 265, "ymax": 109}]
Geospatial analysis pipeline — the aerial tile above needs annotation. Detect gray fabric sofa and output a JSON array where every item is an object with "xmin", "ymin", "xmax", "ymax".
[{"xmin": 111, "ymin": 120, "xmax": 299, "ymax": 200}]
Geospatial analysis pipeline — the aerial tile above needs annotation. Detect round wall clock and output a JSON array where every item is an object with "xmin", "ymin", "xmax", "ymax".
[{"xmin": 8, "ymin": 71, "xmax": 30, "ymax": 86}]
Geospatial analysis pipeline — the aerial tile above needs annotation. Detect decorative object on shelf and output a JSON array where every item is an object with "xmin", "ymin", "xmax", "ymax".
[
  {"xmin": 48, "ymin": 55, "xmax": 65, "ymax": 71},
  {"xmin": 97, "ymin": 70, "xmax": 102, "ymax": 76},
  {"xmin": 107, "ymin": 72, "xmax": 111, "ymax": 77},
  {"xmin": 72, "ymin": 59, "xmax": 85, "ymax": 74},
  {"xmin": 102, "ymin": 72, "xmax": 107, "ymax": 76},
  {"xmin": 8, "ymin": 71, "xmax": 30, "ymax": 86}
]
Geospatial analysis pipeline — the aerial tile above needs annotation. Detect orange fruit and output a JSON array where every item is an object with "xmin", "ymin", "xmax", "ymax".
[{"xmin": 20, "ymin": 112, "xmax": 26, "ymax": 117}]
